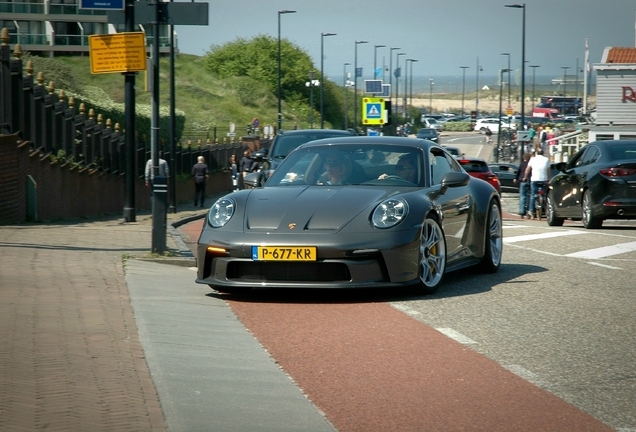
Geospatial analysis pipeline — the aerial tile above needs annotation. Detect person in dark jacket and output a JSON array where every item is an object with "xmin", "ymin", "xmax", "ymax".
[
  {"xmin": 240, "ymin": 150, "xmax": 254, "ymax": 185},
  {"xmin": 514, "ymin": 152, "xmax": 532, "ymax": 218},
  {"xmin": 192, "ymin": 156, "xmax": 209, "ymax": 207}
]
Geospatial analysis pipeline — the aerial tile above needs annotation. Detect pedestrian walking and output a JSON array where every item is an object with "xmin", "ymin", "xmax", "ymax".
[
  {"xmin": 485, "ymin": 127, "xmax": 493, "ymax": 143},
  {"xmin": 514, "ymin": 152, "xmax": 532, "ymax": 219},
  {"xmin": 192, "ymin": 156, "xmax": 209, "ymax": 207},
  {"xmin": 240, "ymin": 150, "xmax": 254, "ymax": 180},
  {"xmin": 144, "ymin": 153, "xmax": 169, "ymax": 199},
  {"xmin": 229, "ymin": 154, "xmax": 239, "ymax": 191}
]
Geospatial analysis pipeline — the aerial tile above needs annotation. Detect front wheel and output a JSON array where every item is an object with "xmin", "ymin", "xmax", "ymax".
[
  {"xmin": 478, "ymin": 200, "xmax": 502, "ymax": 273},
  {"xmin": 546, "ymin": 192, "xmax": 564, "ymax": 226},
  {"xmin": 415, "ymin": 217, "xmax": 447, "ymax": 294},
  {"xmin": 582, "ymin": 190, "xmax": 603, "ymax": 229}
]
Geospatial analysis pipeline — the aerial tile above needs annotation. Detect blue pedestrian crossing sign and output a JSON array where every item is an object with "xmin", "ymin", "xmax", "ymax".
[{"xmin": 362, "ymin": 98, "xmax": 385, "ymax": 125}]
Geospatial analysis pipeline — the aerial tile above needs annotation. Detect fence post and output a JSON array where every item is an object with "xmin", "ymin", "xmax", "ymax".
[
  {"xmin": 22, "ymin": 60, "xmax": 33, "ymax": 143},
  {"xmin": 0, "ymin": 28, "xmax": 11, "ymax": 134}
]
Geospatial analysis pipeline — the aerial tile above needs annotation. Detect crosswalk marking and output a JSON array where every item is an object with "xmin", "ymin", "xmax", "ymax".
[
  {"xmin": 503, "ymin": 230, "xmax": 584, "ymax": 243},
  {"xmin": 566, "ymin": 241, "xmax": 636, "ymax": 259}
]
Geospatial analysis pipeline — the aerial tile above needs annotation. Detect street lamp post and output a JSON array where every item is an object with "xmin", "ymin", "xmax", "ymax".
[
  {"xmin": 374, "ymin": 44, "xmax": 385, "ymax": 79},
  {"xmin": 407, "ymin": 59, "xmax": 418, "ymax": 107},
  {"xmin": 505, "ymin": 3, "xmax": 526, "ymax": 162},
  {"xmin": 530, "ymin": 65, "xmax": 540, "ymax": 106},
  {"xmin": 497, "ymin": 68, "xmax": 512, "ymax": 163},
  {"xmin": 561, "ymin": 66, "xmax": 570, "ymax": 114},
  {"xmin": 460, "ymin": 66, "xmax": 469, "ymax": 117},
  {"xmin": 343, "ymin": 62, "xmax": 350, "ymax": 129},
  {"xmin": 475, "ymin": 57, "xmax": 482, "ymax": 117},
  {"xmin": 320, "ymin": 32, "xmax": 336, "ymax": 129},
  {"xmin": 501, "ymin": 52, "xmax": 511, "ymax": 106},
  {"xmin": 277, "ymin": 9, "xmax": 296, "ymax": 133},
  {"xmin": 389, "ymin": 47, "xmax": 400, "ymax": 108},
  {"xmin": 353, "ymin": 40, "xmax": 368, "ymax": 132},
  {"xmin": 396, "ymin": 52, "xmax": 406, "ymax": 126},
  {"xmin": 429, "ymin": 77, "xmax": 434, "ymax": 114}
]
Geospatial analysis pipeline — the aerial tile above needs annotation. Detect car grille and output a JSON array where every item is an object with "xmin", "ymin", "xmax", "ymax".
[{"xmin": 227, "ymin": 261, "xmax": 351, "ymax": 283}]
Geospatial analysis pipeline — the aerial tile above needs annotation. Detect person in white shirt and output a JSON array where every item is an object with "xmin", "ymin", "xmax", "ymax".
[{"xmin": 523, "ymin": 149, "xmax": 551, "ymax": 219}]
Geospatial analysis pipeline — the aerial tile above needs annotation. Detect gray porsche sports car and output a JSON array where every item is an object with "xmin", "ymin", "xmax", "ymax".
[{"xmin": 196, "ymin": 136, "xmax": 502, "ymax": 294}]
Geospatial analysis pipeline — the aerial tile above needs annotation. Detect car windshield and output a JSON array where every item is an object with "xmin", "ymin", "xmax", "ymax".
[
  {"xmin": 267, "ymin": 144, "xmax": 425, "ymax": 187},
  {"xmin": 606, "ymin": 142, "xmax": 636, "ymax": 160},
  {"xmin": 271, "ymin": 132, "xmax": 351, "ymax": 159}
]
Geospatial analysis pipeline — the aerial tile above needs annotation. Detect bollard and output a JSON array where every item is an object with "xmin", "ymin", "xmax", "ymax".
[{"xmin": 151, "ymin": 175, "xmax": 168, "ymax": 254}]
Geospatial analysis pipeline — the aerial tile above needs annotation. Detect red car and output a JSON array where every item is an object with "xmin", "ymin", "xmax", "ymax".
[{"xmin": 458, "ymin": 157, "xmax": 501, "ymax": 194}]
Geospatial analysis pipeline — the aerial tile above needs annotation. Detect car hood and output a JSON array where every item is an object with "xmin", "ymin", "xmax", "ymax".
[{"xmin": 243, "ymin": 186, "xmax": 393, "ymax": 231}]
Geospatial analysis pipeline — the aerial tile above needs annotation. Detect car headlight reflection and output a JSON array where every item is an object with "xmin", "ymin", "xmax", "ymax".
[
  {"xmin": 371, "ymin": 198, "xmax": 408, "ymax": 229},
  {"xmin": 208, "ymin": 197, "xmax": 235, "ymax": 227}
]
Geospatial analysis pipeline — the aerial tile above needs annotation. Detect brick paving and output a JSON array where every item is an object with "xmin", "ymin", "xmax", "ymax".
[{"xmin": 0, "ymin": 207, "xmax": 203, "ymax": 431}]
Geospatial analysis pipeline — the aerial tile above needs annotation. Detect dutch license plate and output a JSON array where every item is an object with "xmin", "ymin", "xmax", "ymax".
[{"xmin": 252, "ymin": 246, "xmax": 316, "ymax": 261}]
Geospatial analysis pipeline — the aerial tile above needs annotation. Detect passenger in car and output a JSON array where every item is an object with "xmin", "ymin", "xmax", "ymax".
[{"xmin": 379, "ymin": 153, "xmax": 418, "ymax": 183}]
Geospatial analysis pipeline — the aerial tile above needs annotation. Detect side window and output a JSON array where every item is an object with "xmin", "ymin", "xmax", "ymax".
[
  {"xmin": 582, "ymin": 146, "xmax": 600, "ymax": 165},
  {"xmin": 430, "ymin": 149, "xmax": 456, "ymax": 185}
]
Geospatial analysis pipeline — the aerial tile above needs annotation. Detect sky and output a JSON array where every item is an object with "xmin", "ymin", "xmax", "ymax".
[{"xmin": 175, "ymin": 0, "xmax": 636, "ymax": 86}]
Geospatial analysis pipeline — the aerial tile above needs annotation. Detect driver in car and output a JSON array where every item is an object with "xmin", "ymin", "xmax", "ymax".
[{"xmin": 379, "ymin": 153, "xmax": 418, "ymax": 183}]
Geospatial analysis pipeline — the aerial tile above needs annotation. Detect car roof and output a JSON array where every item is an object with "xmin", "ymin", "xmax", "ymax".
[
  {"xmin": 277, "ymin": 129, "xmax": 354, "ymax": 137},
  {"xmin": 300, "ymin": 136, "xmax": 437, "ymax": 150}
]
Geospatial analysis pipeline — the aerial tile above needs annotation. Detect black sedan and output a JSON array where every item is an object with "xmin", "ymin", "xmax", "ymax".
[
  {"xmin": 416, "ymin": 128, "xmax": 439, "ymax": 143},
  {"xmin": 488, "ymin": 162, "xmax": 519, "ymax": 192},
  {"xmin": 196, "ymin": 137, "xmax": 502, "ymax": 294},
  {"xmin": 546, "ymin": 140, "xmax": 636, "ymax": 228}
]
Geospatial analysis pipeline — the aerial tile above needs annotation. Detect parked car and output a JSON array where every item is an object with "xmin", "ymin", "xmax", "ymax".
[
  {"xmin": 197, "ymin": 137, "xmax": 502, "ymax": 295},
  {"xmin": 458, "ymin": 157, "xmax": 501, "ymax": 194},
  {"xmin": 488, "ymin": 162, "xmax": 519, "ymax": 192},
  {"xmin": 421, "ymin": 117, "xmax": 444, "ymax": 132},
  {"xmin": 473, "ymin": 118, "xmax": 516, "ymax": 134},
  {"xmin": 267, "ymin": 129, "xmax": 356, "ymax": 176},
  {"xmin": 442, "ymin": 145, "xmax": 464, "ymax": 159},
  {"xmin": 546, "ymin": 140, "xmax": 636, "ymax": 228},
  {"xmin": 416, "ymin": 127, "xmax": 439, "ymax": 143}
]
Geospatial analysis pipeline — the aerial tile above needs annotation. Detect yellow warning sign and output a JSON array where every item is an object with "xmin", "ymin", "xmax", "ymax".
[
  {"xmin": 89, "ymin": 32, "xmax": 147, "ymax": 74},
  {"xmin": 362, "ymin": 97, "xmax": 385, "ymax": 125}
]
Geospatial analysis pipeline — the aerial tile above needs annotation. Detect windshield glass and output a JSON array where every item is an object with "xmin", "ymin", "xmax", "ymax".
[
  {"xmin": 271, "ymin": 132, "xmax": 352, "ymax": 159},
  {"xmin": 607, "ymin": 143, "xmax": 636, "ymax": 160},
  {"xmin": 267, "ymin": 143, "xmax": 425, "ymax": 187}
]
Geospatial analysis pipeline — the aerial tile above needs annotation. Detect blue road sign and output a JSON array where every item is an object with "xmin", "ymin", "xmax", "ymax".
[
  {"xmin": 80, "ymin": 0, "xmax": 123, "ymax": 10},
  {"xmin": 366, "ymin": 103, "xmax": 382, "ymax": 119}
]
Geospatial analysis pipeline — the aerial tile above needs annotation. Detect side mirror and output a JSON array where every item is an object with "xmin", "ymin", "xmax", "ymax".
[
  {"xmin": 440, "ymin": 171, "xmax": 470, "ymax": 194},
  {"xmin": 243, "ymin": 171, "xmax": 265, "ymax": 188}
]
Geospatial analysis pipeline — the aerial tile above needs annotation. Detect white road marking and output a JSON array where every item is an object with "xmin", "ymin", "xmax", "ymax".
[
  {"xmin": 391, "ymin": 303, "xmax": 421, "ymax": 317},
  {"xmin": 565, "ymin": 241, "xmax": 636, "ymax": 259},
  {"xmin": 504, "ymin": 365, "xmax": 551, "ymax": 389},
  {"xmin": 435, "ymin": 328, "xmax": 478, "ymax": 345},
  {"xmin": 503, "ymin": 230, "xmax": 584, "ymax": 243},
  {"xmin": 587, "ymin": 262, "xmax": 623, "ymax": 270}
]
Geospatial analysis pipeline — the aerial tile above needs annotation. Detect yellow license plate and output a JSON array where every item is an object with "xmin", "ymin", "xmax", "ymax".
[{"xmin": 252, "ymin": 246, "xmax": 316, "ymax": 261}]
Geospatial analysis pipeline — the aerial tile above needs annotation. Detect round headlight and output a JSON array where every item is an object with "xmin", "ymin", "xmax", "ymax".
[
  {"xmin": 371, "ymin": 198, "xmax": 408, "ymax": 229},
  {"xmin": 208, "ymin": 197, "xmax": 236, "ymax": 228}
]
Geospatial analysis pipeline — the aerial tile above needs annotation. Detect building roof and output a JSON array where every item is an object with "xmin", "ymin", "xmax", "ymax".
[{"xmin": 602, "ymin": 47, "xmax": 636, "ymax": 63}]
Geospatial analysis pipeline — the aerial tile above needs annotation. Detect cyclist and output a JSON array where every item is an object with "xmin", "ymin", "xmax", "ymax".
[{"xmin": 524, "ymin": 148, "xmax": 551, "ymax": 220}]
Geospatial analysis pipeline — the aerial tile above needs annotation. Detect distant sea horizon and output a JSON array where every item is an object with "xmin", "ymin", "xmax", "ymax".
[{"xmin": 330, "ymin": 74, "xmax": 595, "ymax": 97}]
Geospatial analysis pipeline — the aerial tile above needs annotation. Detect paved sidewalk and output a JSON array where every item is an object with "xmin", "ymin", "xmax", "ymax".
[{"xmin": 0, "ymin": 204, "xmax": 204, "ymax": 431}]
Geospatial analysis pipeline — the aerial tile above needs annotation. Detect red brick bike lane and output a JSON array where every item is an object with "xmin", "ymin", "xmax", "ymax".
[{"xmin": 181, "ymin": 219, "xmax": 612, "ymax": 432}]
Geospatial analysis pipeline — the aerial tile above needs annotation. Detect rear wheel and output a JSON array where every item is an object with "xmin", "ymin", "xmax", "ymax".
[
  {"xmin": 415, "ymin": 217, "xmax": 447, "ymax": 294},
  {"xmin": 546, "ymin": 192, "xmax": 564, "ymax": 226},
  {"xmin": 478, "ymin": 200, "xmax": 502, "ymax": 273},
  {"xmin": 582, "ymin": 190, "xmax": 603, "ymax": 229}
]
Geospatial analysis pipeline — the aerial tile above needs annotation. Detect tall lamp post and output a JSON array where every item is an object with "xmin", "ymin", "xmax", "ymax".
[
  {"xmin": 475, "ymin": 57, "xmax": 482, "ymax": 117},
  {"xmin": 505, "ymin": 3, "xmax": 526, "ymax": 162},
  {"xmin": 277, "ymin": 9, "xmax": 296, "ymax": 133},
  {"xmin": 395, "ymin": 52, "xmax": 406, "ymax": 125},
  {"xmin": 374, "ymin": 44, "xmax": 386, "ymax": 79},
  {"xmin": 343, "ymin": 62, "xmax": 350, "ymax": 129},
  {"xmin": 407, "ymin": 59, "xmax": 418, "ymax": 107},
  {"xmin": 320, "ymin": 32, "xmax": 336, "ymax": 128},
  {"xmin": 389, "ymin": 47, "xmax": 401, "ymax": 107},
  {"xmin": 561, "ymin": 66, "xmax": 570, "ymax": 114},
  {"xmin": 497, "ymin": 68, "xmax": 512, "ymax": 163},
  {"xmin": 429, "ymin": 77, "xmax": 434, "ymax": 114},
  {"xmin": 460, "ymin": 66, "xmax": 469, "ymax": 117},
  {"xmin": 501, "ymin": 52, "xmax": 511, "ymax": 106},
  {"xmin": 529, "ymin": 64, "xmax": 540, "ymax": 106},
  {"xmin": 353, "ymin": 40, "xmax": 368, "ymax": 132}
]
